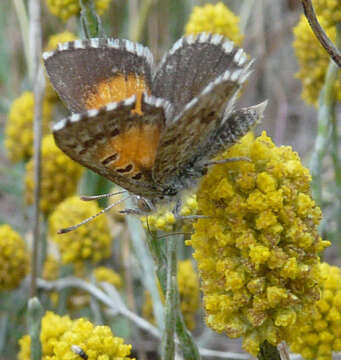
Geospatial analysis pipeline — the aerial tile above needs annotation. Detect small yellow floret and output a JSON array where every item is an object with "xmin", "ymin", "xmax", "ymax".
[{"xmin": 141, "ymin": 194, "xmax": 197, "ymax": 232}]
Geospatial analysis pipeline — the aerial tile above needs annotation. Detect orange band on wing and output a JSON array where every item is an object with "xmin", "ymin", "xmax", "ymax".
[
  {"xmin": 94, "ymin": 123, "xmax": 161, "ymax": 177},
  {"xmin": 83, "ymin": 74, "xmax": 150, "ymax": 114}
]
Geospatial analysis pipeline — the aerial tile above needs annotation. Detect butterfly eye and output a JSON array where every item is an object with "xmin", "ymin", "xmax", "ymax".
[{"xmin": 163, "ymin": 187, "xmax": 177, "ymax": 197}]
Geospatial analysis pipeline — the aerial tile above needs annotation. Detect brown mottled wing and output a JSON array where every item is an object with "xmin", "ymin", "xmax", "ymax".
[
  {"xmin": 152, "ymin": 33, "xmax": 248, "ymax": 119},
  {"xmin": 43, "ymin": 38, "xmax": 153, "ymax": 113},
  {"xmin": 153, "ymin": 37, "xmax": 253, "ymax": 184},
  {"xmin": 53, "ymin": 95, "xmax": 171, "ymax": 198}
]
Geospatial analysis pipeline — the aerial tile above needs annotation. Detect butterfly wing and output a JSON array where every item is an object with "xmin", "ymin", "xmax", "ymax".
[
  {"xmin": 152, "ymin": 33, "xmax": 248, "ymax": 119},
  {"xmin": 43, "ymin": 38, "xmax": 154, "ymax": 113},
  {"xmin": 153, "ymin": 36, "xmax": 252, "ymax": 184},
  {"xmin": 53, "ymin": 95, "xmax": 171, "ymax": 198}
]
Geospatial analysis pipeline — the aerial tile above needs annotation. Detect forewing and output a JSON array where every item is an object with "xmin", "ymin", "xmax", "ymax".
[
  {"xmin": 152, "ymin": 33, "xmax": 248, "ymax": 118},
  {"xmin": 43, "ymin": 38, "xmax": 154, "ymax": 113},
  {"xmin": 53, "ymin": 95, "xmax": 171, "ymax": 197},
  {"xmin": 153, "ymin": 63, "xmax": 252, "ymax": 184}
]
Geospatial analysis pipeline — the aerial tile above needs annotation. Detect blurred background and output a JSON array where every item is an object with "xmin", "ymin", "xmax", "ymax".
[{"xmin": 0, "ymin": 0, "xmax": 340, "ymax": 359}]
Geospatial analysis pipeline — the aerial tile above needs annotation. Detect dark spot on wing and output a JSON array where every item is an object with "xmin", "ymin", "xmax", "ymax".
[{"xmin": 102, "ymin": 153, "xmax": 118, "ymax": 165}]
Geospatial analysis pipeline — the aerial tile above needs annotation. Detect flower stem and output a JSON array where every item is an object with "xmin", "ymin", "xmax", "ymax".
[
  {"xmin": 161, "ymin": 237, "xmax": 177, "ymax": 360},
  {"xmin": 29, "ymin": 0, "xmax": 44, "ymax": 298},
  {"xmin": 0, "ymin": 314, "xmax": 8, "ymax": 353},
  {"xmin": 79, "ymin": 0, "xmax": 104, "ymax": 38},
  {"xmin": 309, "ymin": 30, "xmax": 340, "ymax": 207},
  {"xmin": 27, "ymin": 297, "xmax": 44, "ymax": 360},
  {"xmin": 257, "ymin": 341, "xmax": 281, "ymax": 360},
  {"xmin": 330, "ymin": 23, "xmax": 341, "ymax": 236},
  {"xmin": 57, "ymin": 264, "xmax": 74, "ymax": 314},
  {"xmin": 301, "ymin": 0, "xmax": 341, "ymax": 68},
  {"xmin": 125, "ymin": 211, "xmax": 164, "ymax": 329},
  {"xmin": 175, "ymin": 310, "xmax": 201, "ymax": 360},
  {"xmin": 148, "ymin": 231, "xmax": 200, "ymax": 360},
  {"xmin": 13, "ymin": 0, "xmax": 33, "ymax": 82},
  {"xmin": 129, "ymin": 0, "xmax": 154, "ymax": 42}
]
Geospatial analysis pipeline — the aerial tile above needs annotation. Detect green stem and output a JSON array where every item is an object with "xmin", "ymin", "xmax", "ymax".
[
  {"xmin": 125, "ymin": 210, "xmax": 164, "ymax": 329},
  {"xmin": 309, "ymin": 32, "xmax": 340, "ymax": 207},
  {"xmin": 79, "ymin": 0, "xmax": 103, "ymax": 38},
  {"xmin": 161, "ymin": 237, "xmax": 177, "ymax": 360},
  {"xmin": 330, "ymin": 23, "xmax": 341, "ymax": 236},
  {"xmin": 147, "ymin": 231, "xmax": 200, "ymax": 360},
  {"xmin": 38, "ymin": 218, "xmax": 48, "ymax": 278},
  {"xmin": 90, "ymin": 272, "xmax": 104, "ymax": 325},
  {"xmin": 175, "ymin": 309, "xmax": 201, "ymax": 360},
  {"xmin": 257, "ymin": 341, "xmax": 281, "ymax": 360},
  {"xmin": 0, "ymin": 313, "xmax": 8, "ymax": 353},
  {"xmin": 13, "ymin": 0, "xmax": 33, "ymax": 82},
  {"xmin": 129, "ymin": 0, "xmax": 154, "ymax": 42},
  {"xmin": 57, "ymin": 264, "xmax": 74, "ymax": 314},
  {"xmin": 28, "ymin": 298, "xmax": 44, "ymax": 360}
]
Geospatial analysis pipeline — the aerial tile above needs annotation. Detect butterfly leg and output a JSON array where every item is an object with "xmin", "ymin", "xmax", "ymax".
[
  {"xmin": 170, "ymin": 198, "xmax": 208, "ymax": 222},
  {"xmin": 120, "ymin": 208, "xmax": 145, "ymax": 216}
]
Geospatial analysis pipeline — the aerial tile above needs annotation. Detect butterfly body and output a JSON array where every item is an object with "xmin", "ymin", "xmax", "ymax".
[{"xmin": 44, "ymin": 33, "xmax": 265, "ymax": 213}]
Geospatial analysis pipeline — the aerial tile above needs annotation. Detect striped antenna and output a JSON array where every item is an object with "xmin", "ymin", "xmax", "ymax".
[
  {"xmin": 80, "ymin": 190, "xmax": 127, "ymax": 201},
  {"xmin": 58, "ymin": 195, "xmax": 130, "ymax": 234}
]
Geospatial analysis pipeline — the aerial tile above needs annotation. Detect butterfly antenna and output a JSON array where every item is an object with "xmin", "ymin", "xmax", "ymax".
[
  {"xmin": 58, "ymin": 195, "xmax": 131, "ymax": 234},
  {"xmin": 80, "ymin": 190, "xmax": 127, "ymax": 201},
  {"xmin": 157, "ymin": 232, "xmax": 193, "ymax": 240}
]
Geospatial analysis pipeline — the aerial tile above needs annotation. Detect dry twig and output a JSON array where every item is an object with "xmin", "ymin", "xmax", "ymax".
[{"xmin": 301, "ymin": 0, "xmax": 341, "ymax": 68}]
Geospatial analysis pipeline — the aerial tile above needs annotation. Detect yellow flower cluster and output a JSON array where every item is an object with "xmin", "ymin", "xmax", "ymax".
[
  {"xmin": 140, "ymin": 194, "xmax": 198, "ymax": 232},
  {"xmin": 185, "ymin": 2, "xmax": 243, "ymax": 45},
  {"xmin": 45, "ymin": 0, "xmax": 111, "ymax": 21},
  {"xmin": 290, "ymin": 262, "xmax": 341, "ymax": 360},
  {"xmin": 0, "ymin": 225, "xmax": 30, "ymax": 291},
  {"xmin": 94, "ymin": 266, "xmax": 122, "ymax": 288},
  {"xmin": 25, "ymin": 135, "xmax": 83, "ymax": 215},
  {"xmin": 293, "ymin": 15, "xmax": 341, "ymax": 105},
  {"xmin": 143, "ymin": 260, "xmax": 200, "ymax": 330},
  {"xmin": 5, "ymin": 92, "xmax": 52, "ymax": 163},
  {"xmin": 177, "ymin": 259, "xmax": 200, "ymax": 330},
  {"xmin": 188, "ymin": 132, "xmax": 330, "ymax": 355},
  {"xmin": 49, "ymin": 196, "xmax": 112, "ymax": 264},
  {"xmin": 45, "ymin": 32, "xmax": 78, "ymax": 102},
  {"xmin": 141, "ymin": 207, "xmax": 176, "ymax": 232},
  {"xmin": 313, "ymin": 0, "xmax": 341, "ymax": 28},
  {"xmin": 18, "ymin": 312, "xmax": 134, "ymax": 360}
]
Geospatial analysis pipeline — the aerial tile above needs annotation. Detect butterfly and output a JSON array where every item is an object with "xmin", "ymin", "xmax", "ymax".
[{"xmin": 43, "ymin": 33, "xmax": 265, "ymax": 220}]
